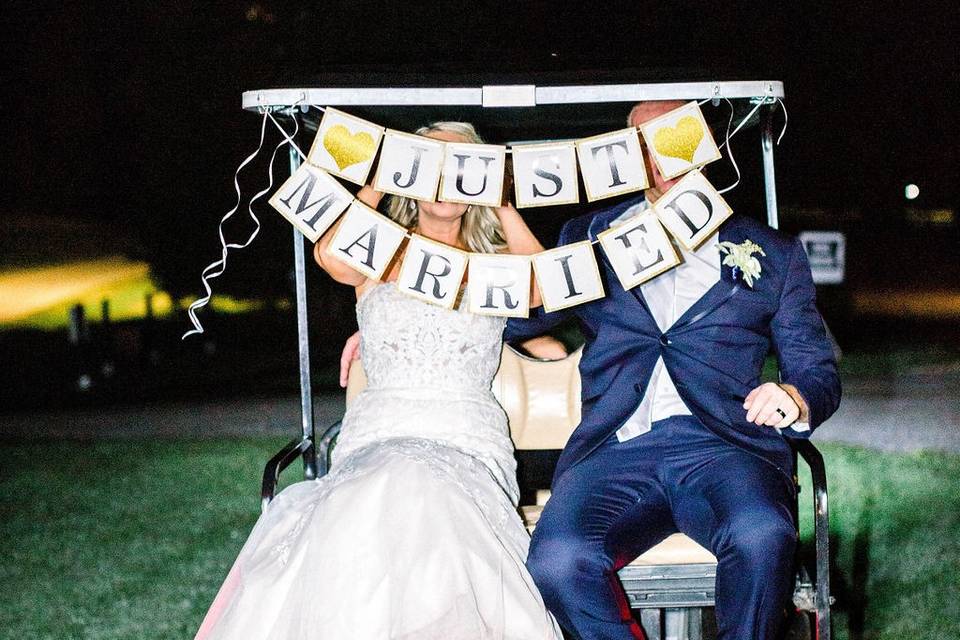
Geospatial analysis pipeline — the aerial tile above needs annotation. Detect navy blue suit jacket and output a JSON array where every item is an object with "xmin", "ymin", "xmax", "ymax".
[{"xmin": 505, "ymin": 195, "xmax": 841, "ymax": 482}]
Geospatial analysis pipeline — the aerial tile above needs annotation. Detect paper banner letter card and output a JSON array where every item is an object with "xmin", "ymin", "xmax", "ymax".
[
  {"xmin": 598, "ymin": 211, "xmax": 680, "ymax": 290},
  {"xmin": 269, "ymin": 163, "xmax": 353, "ymax": 242},
  {"xmin": 468, "ymin": 254, "xmax": 531, "ymax": 318},
  {"xmin": 327, "ymin": 201, "xmax": 407, "ymax": 280},
  {"xmin": 308, "ymin": 108, "xmax": 384, "ymax": 186},
  {"xmin": 532, "ymin": 242, "xmax": 604, "ymax": 312},
  {"xmin": 372, "ymin": 130, "xmax": 445, "ymax": 202},
  {"xmin": 396, "ymin": 235, "xmax": 468, "ymax": 309},
  {"xmin": 576, "ymin": 128, "xmax": 648, "ymax": 202},
  {"xmin": 639, "ymin": 101, "xmax": 722, "ymax": 181},
  {"xmin": 439, "ymin": 142, "xmax": 506, "ymax": 207},
  {"xmin": 653, "ymin": 169, "xmax": 732, "ymax": 251},
  {"xmin": 511, "ymin": 142, "xmax": 579, "ymax": 208}
]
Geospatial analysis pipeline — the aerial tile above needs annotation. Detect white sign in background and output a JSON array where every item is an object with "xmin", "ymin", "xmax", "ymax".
[{"xmin": 799, "ymin": 231, "xmax": 846, "ymax": 284}]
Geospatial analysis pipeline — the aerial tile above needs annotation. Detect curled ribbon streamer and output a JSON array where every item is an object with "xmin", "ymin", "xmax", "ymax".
[
  {"xmin": 182, "ymin": 111, "xmax": 290, "ymax": 339},
  {"xmin": 267, "ymin": 111, "xmax": 307, "ymax": 161},
  {"xmin": 776, "ymin": 98, "xmax": 788, "ymax": 145},
  {"xmin": 717, "ymin": 97, "xmax": 743, "ymax": 195}
]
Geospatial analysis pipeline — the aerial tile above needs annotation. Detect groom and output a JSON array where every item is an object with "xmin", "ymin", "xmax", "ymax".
[{"xmin": 503, "ymin": 100, "xmax": 841, "ymax": 639}]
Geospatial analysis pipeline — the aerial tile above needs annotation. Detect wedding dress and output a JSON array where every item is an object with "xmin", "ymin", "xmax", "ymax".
[{"xmin": 196, "ymin": 283, "xmax": 562, "ymax": 640}]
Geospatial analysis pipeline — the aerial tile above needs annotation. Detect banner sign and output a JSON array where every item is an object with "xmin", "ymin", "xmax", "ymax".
[
  {"xmin": 438, "ymin": 141, "xmax": 508, "ymax": 207},
  {"xmin": 639, "ymin": 101, "xmax": 722, "ymax": 180},
  {"xmin": 263, "ymin": 101, "xmax": 748, "ymax": 318},
  {"xmin": 511, "ymin": 141, "xmax": 580, "ymax": 209},
  {"xmin": 575, "ymin": 128, "xmax": 649, "ymax": 201},
  {"xmin": 397, "ymin": 235, "xmax": 469, "ymax": 308},
  {"xmin": 598, "ymin": 210, "xmax": 680, "ymax": 290},
  {"xmin": 372, "ymin": 130, "xmax": 445, "ymax": 201},
  {"xmin": 652, "ymin": 169, "xmax": 733, "ymax": 250},
  {"xmin": 268, "ymin": 162, "xmax": 353, "ymax": 242},
  {"xmin": 531, "ymin": 241, "xmax": 605, "ymax": 312},
  {"xmin": 467, "ymin": 254, "xmax": 532, "ymax": 318},
  {"xmin": 326, "ymin": 201, "xmax": 407, "ymax": 280},
  {"xmin": 307, "ymin": 108, "xmax": 384, "ymax": 186}
]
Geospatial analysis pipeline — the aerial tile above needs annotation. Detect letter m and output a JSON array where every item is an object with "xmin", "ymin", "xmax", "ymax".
[{"xmin": 278, "ymin": 173, "xmax": 343, "ymax": 235}]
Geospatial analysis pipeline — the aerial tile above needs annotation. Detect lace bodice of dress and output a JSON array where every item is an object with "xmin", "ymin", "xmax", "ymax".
[
  {"xmin": 356, "ymin": 283, "xmax": 506, "ymax": 392},
  {"xmin": 336, "ymin": 283, "xmax": 517, "ymax": 501}
]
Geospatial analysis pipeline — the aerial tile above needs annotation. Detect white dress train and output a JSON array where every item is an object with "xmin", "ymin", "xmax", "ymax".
[{"xmin": 195, "ymin": 284, "xmax": 562, "ymax": 640}]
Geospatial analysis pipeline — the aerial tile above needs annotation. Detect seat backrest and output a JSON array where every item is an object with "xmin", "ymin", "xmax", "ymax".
[{"xmin": 345, "ymin": 345, "xmax": 582, "ymax": 450}]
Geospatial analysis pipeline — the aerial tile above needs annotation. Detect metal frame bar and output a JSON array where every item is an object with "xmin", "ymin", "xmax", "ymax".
[
  {"xmin": 288, "ymin": 142, "xmax": 318, "ymax": 481},
  {"xmin": 761, "ymin": 103, "xmax": 780, "ymax": 230},
  {"xmin": 242, "ymin": 81, "xmax": 784, "ymax": 110},
  {"xmin": 795, "ymin": 440, "xmax": 833, "ymax": 640}
]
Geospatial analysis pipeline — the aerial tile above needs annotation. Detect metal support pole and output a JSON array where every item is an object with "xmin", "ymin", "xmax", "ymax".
[
  {"xmin": 288, "ymin": 142, "xmax": 318, "ymax": 480},
  {"xmin": 761, "ymin": 103, "xmax": 780, "ymax": 230}
]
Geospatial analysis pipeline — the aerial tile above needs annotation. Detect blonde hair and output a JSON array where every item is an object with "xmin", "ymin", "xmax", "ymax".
[{"xmin": 384, "ymin": 122, "xmax": 507, "ymax": 254}]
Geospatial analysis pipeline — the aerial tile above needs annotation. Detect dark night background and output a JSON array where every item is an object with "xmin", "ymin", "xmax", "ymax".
[
  {"xmin": 1, "ymin": 1, "xmax": 958, "ymax": 408},
  {"xmin": 3, "ymin": 5, "xmax": 960, "ymax": 638}
]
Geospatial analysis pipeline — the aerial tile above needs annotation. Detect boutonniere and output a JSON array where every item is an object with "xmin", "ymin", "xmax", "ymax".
[{"xmin": 718, "ymin": 239, "xmax": 766, "ymax": 287}]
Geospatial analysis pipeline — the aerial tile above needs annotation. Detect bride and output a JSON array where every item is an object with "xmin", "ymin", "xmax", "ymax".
[{"xmin": 195, "ymin": 122, "xmax": 563, "ymax": 639}]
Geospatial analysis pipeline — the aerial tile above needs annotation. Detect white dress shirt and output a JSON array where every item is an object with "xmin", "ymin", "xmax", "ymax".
[{"xmin": 614, "ymin": 200, "xmax": 720, "ymax": 442}]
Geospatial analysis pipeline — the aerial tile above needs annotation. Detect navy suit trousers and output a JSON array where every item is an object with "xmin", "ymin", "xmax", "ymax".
[{"xmin": 526, "ymin": 416, "xmax": 797, "ymax": 640}]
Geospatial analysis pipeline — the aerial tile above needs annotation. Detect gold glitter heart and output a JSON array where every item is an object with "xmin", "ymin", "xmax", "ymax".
[
  {"xmin": 323, "ymin": 125, "xmax": 376, "ymax": 170},
  {"xmin": 652, "ymin": 116, "xmax": 704, "ymax": 164}
]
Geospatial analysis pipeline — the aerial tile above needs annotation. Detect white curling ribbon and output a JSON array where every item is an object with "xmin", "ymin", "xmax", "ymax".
[{"xmin": 183, "ymin": 110, "xmax": 290, "ymax": 339}]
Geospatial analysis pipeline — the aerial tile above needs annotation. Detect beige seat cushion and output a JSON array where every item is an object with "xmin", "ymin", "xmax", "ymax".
[{"xmin": 520, "ymin": 504, "xmax": 717, "ymax": 566}]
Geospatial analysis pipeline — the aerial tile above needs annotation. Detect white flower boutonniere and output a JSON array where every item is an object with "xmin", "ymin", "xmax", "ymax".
[{"xmin": 718, "ymin": 239, "xmax": 766, "ymax": 287}]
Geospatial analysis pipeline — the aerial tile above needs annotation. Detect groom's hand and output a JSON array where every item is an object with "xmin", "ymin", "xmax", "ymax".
[
  {"xmin": 743, "ymin": 383, "xmax": 808, "ymax": 429},
  {"xmin": 339, "ymin": 331, "xmax": 361, "ymax": 388}
]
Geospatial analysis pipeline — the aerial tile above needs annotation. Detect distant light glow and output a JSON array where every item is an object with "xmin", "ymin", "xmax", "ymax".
[{"xmin": 905, "ymin": 183, "xmax": 920, "ymax": 200}]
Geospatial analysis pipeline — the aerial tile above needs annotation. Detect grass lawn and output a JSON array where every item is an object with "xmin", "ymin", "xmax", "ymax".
[{"xmin": 1, "ymin": 440, "xmax": 958, "ymax": 639}]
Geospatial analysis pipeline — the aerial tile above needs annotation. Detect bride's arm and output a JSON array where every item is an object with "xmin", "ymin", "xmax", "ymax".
[
  {"xmin": 493, "ymin": 202, "xmax": 544, "ymax": 308},
  {"xmin": 313, "ymin": 185, "xmax": 385, "ymax": 286}
]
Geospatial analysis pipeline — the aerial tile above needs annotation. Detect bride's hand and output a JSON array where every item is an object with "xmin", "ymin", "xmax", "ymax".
[{"xmin": 339, "ymin": 331, "xmax": 361, "ymax": 388}]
